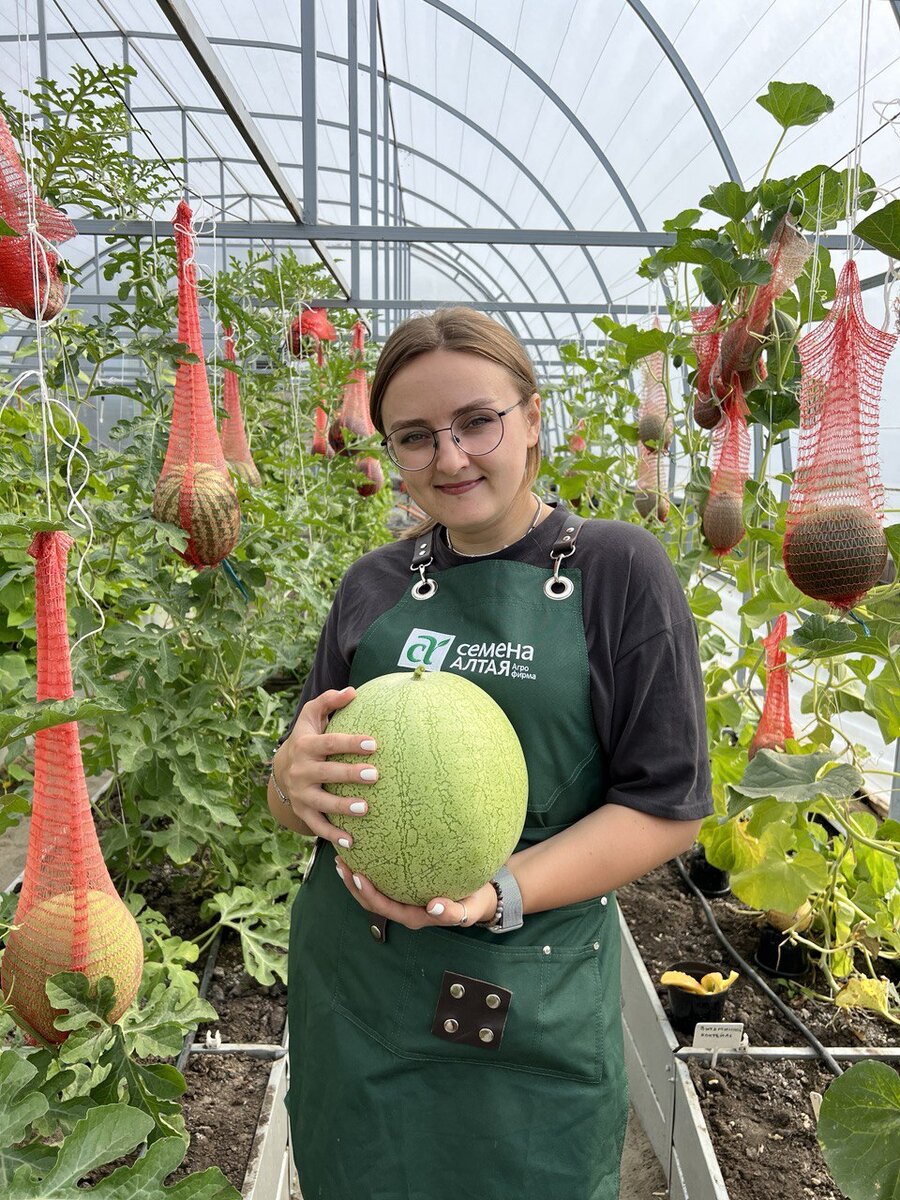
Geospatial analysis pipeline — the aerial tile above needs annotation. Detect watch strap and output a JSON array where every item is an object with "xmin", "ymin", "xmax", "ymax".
[{"xmin": 485, "ymin": 864, "xmax": 523, "ymax": 934}]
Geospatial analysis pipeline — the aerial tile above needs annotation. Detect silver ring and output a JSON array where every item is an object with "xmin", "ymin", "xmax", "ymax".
[{"xmin": 456, "ymin": 902, "xmax": 469, "ymax": 926}]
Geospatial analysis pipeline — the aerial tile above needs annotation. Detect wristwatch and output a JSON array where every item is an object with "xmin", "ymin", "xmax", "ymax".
[{"xmin": 481, "ymin": 864, "xmax": 524, "ymax": 934}]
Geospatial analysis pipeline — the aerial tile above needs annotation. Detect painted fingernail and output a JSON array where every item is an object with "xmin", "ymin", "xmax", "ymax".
[
  {"xmin": 428, "ymin": 903, "xmax": 445, "ymax": 916},
  {"xmin": 335, "ymin": 862, "xmax": 345, "ymax": 879},
  {"xmin": 360, "ymin": 767, "xmax": 378, "ymax": 781},
  {"xmin": 352, "ymin": 874, "xmax": 363, "ymax": 891},
  {"xmin": 338, "ymin": 837, "xmax": 351, "ymax": 848},
  {"xmin": 349, "ymin": 801, "xmax": 367, "ymax": 814},
  {"xmin": 360, "ymin": 739, "xmax": 377, "ymax": 752}
]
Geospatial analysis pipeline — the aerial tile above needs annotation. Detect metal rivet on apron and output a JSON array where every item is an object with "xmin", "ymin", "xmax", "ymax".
[
  {"xmin": 478, "ymin": 1028, "xmax": 494, "ymax": 1043},
  {"xmin": 542, "ymin": 945, "xmax": 551, "ymax": 955},
  {"xmin": 450, "ymin": 983, "xmax": 465, "ymax": 999},
  {"xmin": 443, "ymin": 1018, "xmax": 459, "ymax": 1034},
  {"xmin": 369, "ymin": 923, "xmax": 383, "ymax": 941},
  {"xmin": 600, "ymin": 896, "xmax": 608, "ymax": 907},
  {"xmin": 593, "ymin": 942, "xmax": 600, "ymax": 951},
  {"xmin": 485, "ymin": 993, "xmax": 501, "ymax": 1009}
]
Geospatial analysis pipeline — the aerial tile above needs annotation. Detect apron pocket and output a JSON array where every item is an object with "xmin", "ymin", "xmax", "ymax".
[{"xmin": 331, "ymin": 908, "xmax": 610, "ymax": 1084}]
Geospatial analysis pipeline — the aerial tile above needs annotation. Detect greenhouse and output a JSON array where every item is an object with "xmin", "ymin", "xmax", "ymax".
[{"xmin": 1, "ymin": 2, "xmax": 899, "ymax": 1198}]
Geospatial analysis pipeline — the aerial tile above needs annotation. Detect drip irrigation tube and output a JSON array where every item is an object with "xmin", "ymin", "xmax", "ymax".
[
  {"xmin": 175, "ymin": 929, "xmax": 223, "ymax": 1074},
  {"xmin": 673, "ymin": 855, "xmax": 844, "ymax": 1078}
]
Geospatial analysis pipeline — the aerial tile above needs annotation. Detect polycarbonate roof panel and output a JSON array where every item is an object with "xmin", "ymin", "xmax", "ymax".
[{"xmin": 0, "ymin": 1, "xmax": 898, "ymax": 378}]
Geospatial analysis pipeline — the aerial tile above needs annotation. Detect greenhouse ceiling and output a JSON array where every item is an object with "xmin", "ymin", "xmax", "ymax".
[{"xmin": 0, "ymin": 0, "xmax": 899, "ymax": 371}]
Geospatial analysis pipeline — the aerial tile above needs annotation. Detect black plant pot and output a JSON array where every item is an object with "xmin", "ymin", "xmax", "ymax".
[
  {"xmin": 754, "ymin": 923, "xmax": 809, "ymax": 979},
  {"xmin": 686, "ymin": 846, "xmax": 731, "ymax": 898},
  {"xmin": 664, "ymin": 959, "xmax": 730, "ymax": 1035}
]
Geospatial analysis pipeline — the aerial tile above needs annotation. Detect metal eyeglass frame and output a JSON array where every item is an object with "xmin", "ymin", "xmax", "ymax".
[{"xmin": 380, "ymin": 397, "xmax": 529, "ymax": 470}]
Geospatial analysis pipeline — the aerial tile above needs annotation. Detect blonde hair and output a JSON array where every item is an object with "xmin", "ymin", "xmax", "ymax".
[{"xmin": 369, "ymin": 307, "xmax": 543, "ymax": 540}]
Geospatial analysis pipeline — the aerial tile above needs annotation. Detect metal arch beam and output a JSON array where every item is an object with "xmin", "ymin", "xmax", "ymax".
[
  {"xmin": 422, "ymin": 0, "xmax": 649, "ymax": 232},
  {"xmin": 305, "ymin": 173, "xmax": 561, "ymax": 346},
  {"xmin": 623, "ymin": 0, "xmax": 742, "ymax": 184},
  {"xmin": 153, "ymin": 0, "xmax": 350, "ymax": 294},
  {"xmin": 892, "ymin": 0, "xmax": 900, "ymax": 32},
  {"xmin": 34, "ymin": 22, "xmax": 613, "ymax": 307},
  {"xmin": 403, "ymin": 242, "xmax": 552, "ymax": 374},
  {"xmin": 151, "ymin": 119, "xmax": 583, "ymax": 336}
]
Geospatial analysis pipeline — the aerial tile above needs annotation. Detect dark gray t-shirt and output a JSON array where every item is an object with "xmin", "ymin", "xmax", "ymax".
[{"xmin": 277, "ymin": 503, "xmax": 713, "ymax": 822}]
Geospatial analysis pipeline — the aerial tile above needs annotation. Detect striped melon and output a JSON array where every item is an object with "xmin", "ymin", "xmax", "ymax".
[
  {"xmin": 1, "ymin": 889, "xmax": 144, "ymax": 1044},
  {"xmin": 324, "ymin": 665, "xmax": 528, "ymax": 905},
  {"xmin": 228, "ymin": 459, "xmax": 262, "ymax": 487},
  {"xmin": 153, "ymin": 462, "xmax": 240, "ymax": 567}
]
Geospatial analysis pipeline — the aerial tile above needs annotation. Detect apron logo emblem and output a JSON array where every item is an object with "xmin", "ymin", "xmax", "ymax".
[{"xmin": 398, "ymin": 628, "xmax": 456, "ymax": 671}]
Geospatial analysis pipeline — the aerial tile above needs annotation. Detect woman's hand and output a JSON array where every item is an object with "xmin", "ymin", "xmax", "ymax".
[
  {"xmin": 334, "ymin": 863, "xmax": 499, "ymax": 932},
  {"xmin": 272, "ymin": 686, "xmax": 379, "ymax": 847}
]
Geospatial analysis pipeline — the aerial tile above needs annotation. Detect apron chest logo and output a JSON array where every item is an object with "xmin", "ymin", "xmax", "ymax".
[{"xmin": 398, "ymin": 628, "xmax": 456, "ymax": 671}]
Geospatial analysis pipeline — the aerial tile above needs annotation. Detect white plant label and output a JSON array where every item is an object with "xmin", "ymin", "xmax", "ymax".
[{"xmin": 692, "ymin": 1021, "xmax": 746, "ymax": 1050}]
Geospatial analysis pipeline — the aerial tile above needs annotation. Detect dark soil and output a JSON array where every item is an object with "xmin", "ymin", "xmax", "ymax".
[
  {"xmin": 688, "ymin": 1057, "xmax": 843, "ymax": 1200},
  {"xmin": 617, "ymin": 860, "xmax": 900, "ymax": 1051},
  {"xmin": 172, "ymin": 1054, "xmax": 275, "ymax": 1188},
  {"xmin": 202, "ymin": 933, "xmax": 287, "ymax": 1046},
  {"xmin": 617, "ymin": 860, "xmax": 899, "ymax": 1200}
]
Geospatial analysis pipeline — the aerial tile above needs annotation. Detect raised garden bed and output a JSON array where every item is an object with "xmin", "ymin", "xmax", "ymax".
[{"xmin": 617, "ymin": 860, "xmax": 900, "ymax": 1200}]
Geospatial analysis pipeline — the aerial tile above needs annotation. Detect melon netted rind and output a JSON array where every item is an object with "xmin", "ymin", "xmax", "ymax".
[
  {"xmin": 0, "ymin": 889, "xmax": 144, "ymax": 1044},
  {"xmin": 324, "ymin": 669, "xmax": 528, "ymax": 905},
  {"xmin": 702, "ymin": 492, "xmax": 745, "ymax": 555},
  {"xmin": 783, "ymin": 505, "xmax": 888, "ymax": 608}
]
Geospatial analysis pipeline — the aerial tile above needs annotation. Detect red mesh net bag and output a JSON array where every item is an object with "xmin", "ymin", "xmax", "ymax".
[
  {"xmin": 329, "ymin": 321, "xmax": 375, "ymax": 452},
  {"xmin": 711, "ymin": 215, "xmax": 811, "ymax": 400},
  {"xmin": 748, "ymin": 612, "xmax": 795, "ymax": 761},
  {"xmin": 289, "ymin": 306, "xmax": 336, "ymax": 359},
  {"xmin": 702, "ymin": 377, "xmax": 750, "ymax": 556},
  {"xmin": 637, "ymin": 320, "xmax": 672, "ymax": 449},
  {"xmin": 691, "ymin": 305, "xmax": 723, "ymax": 429},
  {"xmin": 783, "ymin": 259, "xmax": 896, "ymax": 609},
  {"xmin": 0, "ymin": 112, "xmax": 74, "ymax": 321},
  {"xmin": 355, "ymin": 456, "xmax": 384, "ymax": 497},
  {"xmin": 1, "ymin": 533, "xmax": 143, "ymax": 1044},
  {"xmin": 568, "ymin": 419, "xmax": 586, "ymax": 454},
  {"xmin": 220, "ymin": 324, "xmax": 261, "ymax": 487},
  {"xmin": 152, "ymin": 201, "xmax": 240, "ymax": 569},
  {"xmin": 634, "ymin": 445, "xmax": 669, "ymax": 522},
  {"xmin": 311, "ymin": 405, "xmax": 332, "ymax": 457}
]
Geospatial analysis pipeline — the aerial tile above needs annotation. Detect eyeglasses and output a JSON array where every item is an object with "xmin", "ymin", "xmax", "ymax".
[{"xmin": 381, "ymin": 398, "xmax": 529, "ymax": 471}]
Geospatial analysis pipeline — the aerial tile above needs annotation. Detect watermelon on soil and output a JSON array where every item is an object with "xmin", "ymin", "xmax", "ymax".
[{"xmin": 324, "ymin": 665, "xmax": 528, "ymax": 905}]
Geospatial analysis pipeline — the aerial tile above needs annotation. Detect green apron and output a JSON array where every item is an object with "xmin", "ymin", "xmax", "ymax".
[{"xmin": 286, "ymin": 515, "xmax": 628, "ymax": 1199}]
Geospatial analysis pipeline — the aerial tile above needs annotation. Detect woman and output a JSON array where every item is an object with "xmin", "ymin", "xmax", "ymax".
[{"xmin": 269, "ymin": 307, "xmax": 712, "ymax": 1200}]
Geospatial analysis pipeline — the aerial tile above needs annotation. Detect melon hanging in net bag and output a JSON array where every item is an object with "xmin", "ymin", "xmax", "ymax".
[
  {"xmin": 702, "ymin": 378, "xmax": 750, "ymax": 557},
  {"xmin": 220, "ymin": 324, "xmax": 261, "ymax": 487},
  {"xmin": 329, "ymin": 321, "xmax": 374, "ymax": 452},
  {"xmin": 1, "ymin": 533, "xmax": 143, "ymax": 1045},
  {"xmin": 783, "ymin": 259, "xmax": 896, "ymax": 610},
  {"xmin": 289, "ymin": 306, "xmax": 336, "ymax": 359},
  {"xmin": 152, "ymin": 200, "xmax": 240, "ymax": 569},
  {"xmin": 711, "ymin": 215, "xmax": 811, "ymax": 400},
  {"xmin": 634, "ymin": 444, "xmax": 669, "ymax": 522},
  {"xmin": 691, "ymin": 305, "xmax": 723, "ymax": 430},
  {"xmin": 637, "ymin": 320, "xmax": 672, "ymax": 449},
  {"xmin": 0, "ymin": 112, "xmax": 75, "ymax": 321},
  {"xmin": 748, "ymin": 613, "xmax": 795, "ymax": 761}
]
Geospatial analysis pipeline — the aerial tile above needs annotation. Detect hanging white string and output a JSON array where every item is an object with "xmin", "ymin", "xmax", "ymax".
[{"xmin": 846, "ymin": 0, "xmax": 873, "ymax": 262}]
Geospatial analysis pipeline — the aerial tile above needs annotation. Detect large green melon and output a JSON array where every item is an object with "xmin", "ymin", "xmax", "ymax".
[{"xmin": 324, "ymin": 665, "xmax": 528, "ymax": 905}]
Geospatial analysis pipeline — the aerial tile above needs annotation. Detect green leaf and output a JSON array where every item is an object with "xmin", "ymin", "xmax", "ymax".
[
  {"xmin": 818, "ymin": 1060, "xmax": 900, "ymax": 1200},
  {"xmin": 854, "ymin": 198, "xmax": 900, "ymax": 259},
  {"xmin": 0, "ymin": 698, "xmax": 125, "ymax": 749},
  {"xmin": 791, "ymin": 613, "xmax": 857, "ymax": 658},
  {"xmin": 120, "ymin": 980, "xmax": 217, "ymax": 1060},
  {"xmin": 757, "ymin": 81, "xmax": 834, "ymax": 129},
  {"xmin": 729, "ymin": 822, "xmax": 828, "ymax": 912},
  {"xmin": 864, "ymin": 665, "xmax": 900, "ymax": 743},
  {"xmin": 738, "ymin": 571, "xmax": 806, "ymax": 628},
  {"xmin": 0, "ymin": 1052, "xmax": 49, "ymax": 1160},
  {"xmin": 699, "ymin": 182, "xmax": 757, "ymax": 222},
  {"xmin": 201, "ymin": 885, "xmax": 293, "ymax": 985},
  {"xmin": 726, "ymin": 749, "xmax": 863, "ymax": 818},
  {"xmin": 662, "ymin": 208, "xmax": 702, "ymax": 231}
]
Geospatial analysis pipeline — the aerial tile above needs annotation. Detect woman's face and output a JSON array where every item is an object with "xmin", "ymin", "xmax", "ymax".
[{"xmin": 380, "ymin": 348, "xmax": 541, "ymax": 537}]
